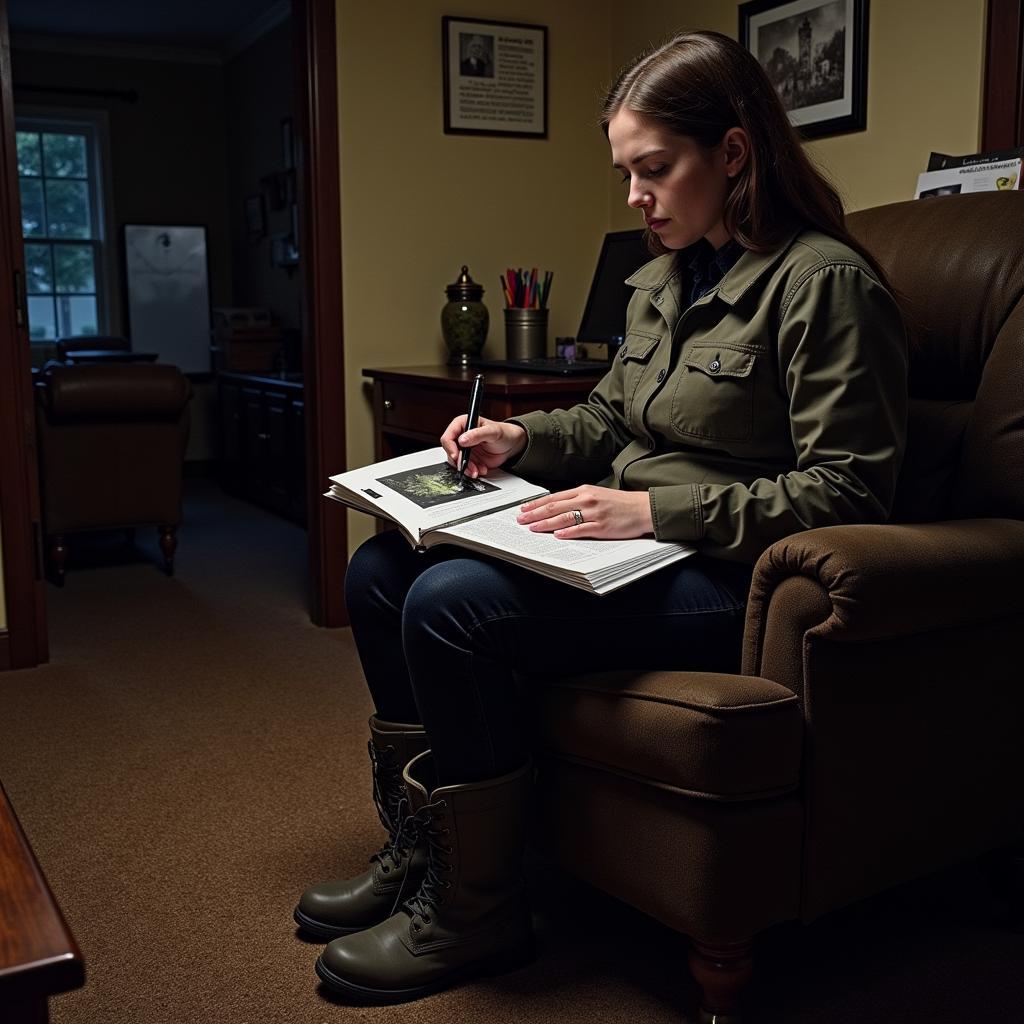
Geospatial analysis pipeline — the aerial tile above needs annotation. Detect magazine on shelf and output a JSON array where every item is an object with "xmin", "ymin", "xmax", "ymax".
[
  {"xmin": 914, "ymin": 148, "xmax": 1023, "ymax": 199},
  {"xmin": 325, "ymin": 447, "xmax": 694, "ymax": 595}
]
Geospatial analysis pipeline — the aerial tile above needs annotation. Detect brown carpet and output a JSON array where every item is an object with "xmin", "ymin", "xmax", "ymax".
[{"xmin": 1, "ymin": 480, "xmax": 1022, "ymax": 1023}]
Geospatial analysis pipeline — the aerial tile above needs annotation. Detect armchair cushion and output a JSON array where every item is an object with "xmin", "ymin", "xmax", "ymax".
[{"xmin": 537, "ymin": 670, "xmax": 803, "ymax": 801}]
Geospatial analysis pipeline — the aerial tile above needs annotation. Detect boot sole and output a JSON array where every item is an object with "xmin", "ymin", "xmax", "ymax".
[
  {"xmin": 293, "ymin": 906, "xmax": 371, "ymax": 942},
  {"xmin": 314, "ymin": 939, "xmax": 536, "ymax": 1004}
]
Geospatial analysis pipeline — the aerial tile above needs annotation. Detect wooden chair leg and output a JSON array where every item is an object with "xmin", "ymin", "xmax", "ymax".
[
  {"xmin": 688, "ymin": 938, "xmax": 754, "ymax": 1023},
  {"xmin": 158, "ymin": 525, "xmax": 177, "ymax": 576},
  {"xmin": 49, "ymin": 534, "xmax": 67, "ymax": 586}
]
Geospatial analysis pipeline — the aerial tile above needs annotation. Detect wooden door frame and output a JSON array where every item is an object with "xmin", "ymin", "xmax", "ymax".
[
  {"xmin": 0, "ymin": 0, "xmax": 348, "ymax": 670},
  {"xmin": 982, "ymin": 0, "xmax": 1024, "ymax": 148},
  {"xmin": 295, "ymin": 0, "xmax": 348, "ymax": 628},
  {"xmin": 0, "ymin": 0, "xmax": 46, "ymax": 670}
]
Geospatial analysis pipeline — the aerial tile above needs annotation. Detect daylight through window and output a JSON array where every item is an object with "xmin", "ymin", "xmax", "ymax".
[{"xmin": 17, "ymin": 123, "xmax": 103, "ymax": 342}]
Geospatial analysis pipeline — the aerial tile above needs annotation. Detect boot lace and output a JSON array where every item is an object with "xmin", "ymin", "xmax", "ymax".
[
  {"xmin": 397, "ymin": 799, "xmax": 453, "ymax": 927},
  {"xmin": 368, "ymin": 740, "xmax": 405, "ymax": 835},
  {"xmin": 370, "ymin": 794, "xmax": 421, "ymax": 873}
]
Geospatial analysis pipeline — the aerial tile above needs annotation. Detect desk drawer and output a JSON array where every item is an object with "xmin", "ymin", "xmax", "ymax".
[{"xmin": 379, "ymin": 382, "xmax": 458, "ymax": 439}]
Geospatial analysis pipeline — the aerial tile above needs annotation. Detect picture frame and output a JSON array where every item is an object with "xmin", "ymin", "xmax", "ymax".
[
  {"xmin": 244, "ymin": 194, "xmax": 266, "ymax": 242},
  {"xmin": 739, "ymin": 0, "xmax": 869, "ymax": 139},
  {"xmin": 441, "ymin": 16, "xmax": 547, "ymax": 138}
]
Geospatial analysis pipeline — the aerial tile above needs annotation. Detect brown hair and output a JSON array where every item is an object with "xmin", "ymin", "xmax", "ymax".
[{"xmin": 602, "ymin": 30, "xmax": 894, "ymax": 291}]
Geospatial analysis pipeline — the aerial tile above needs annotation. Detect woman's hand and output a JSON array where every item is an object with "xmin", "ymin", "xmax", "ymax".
[
  {"xmin": 516, "ymin": 485, "xmax": 654, "ymax": 540},
  {"xmin": 440, "ymin": 416, "xmax": 527, "ymax": 477}
]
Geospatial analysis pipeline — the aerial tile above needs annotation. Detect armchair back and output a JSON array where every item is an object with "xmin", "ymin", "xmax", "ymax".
[
  {"xmin": 35, "ymin": 362, "xmax": 191, "ymax": 537},
  {"xmin": 847, "ymin": 192, "xmax": 1024, "ymax": 523}
]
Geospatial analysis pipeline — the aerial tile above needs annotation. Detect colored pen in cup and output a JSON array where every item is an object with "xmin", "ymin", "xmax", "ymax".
[{"xmin": 457, "ymin": 374, "xmax": 485, "ymax": 479}]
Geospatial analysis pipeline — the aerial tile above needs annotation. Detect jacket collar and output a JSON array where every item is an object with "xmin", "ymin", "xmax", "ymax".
[{"xmin": 625, "ymin": 228, "xmax": 803, "ymax": 307}]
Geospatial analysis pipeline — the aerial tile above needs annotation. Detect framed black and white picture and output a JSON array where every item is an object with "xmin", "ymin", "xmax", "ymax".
[
  {"xmin": 739, "ymin": 0, "xmax": 869, "ymax": 139},
  {"xmin": 442, "ymin": 16, "xmax": 547, "ymax": 137}
]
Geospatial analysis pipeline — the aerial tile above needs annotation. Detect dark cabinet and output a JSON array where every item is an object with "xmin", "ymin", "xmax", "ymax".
[{"xmin": 218, "ymin": 373, "xmax": 306, "ymax": 525}]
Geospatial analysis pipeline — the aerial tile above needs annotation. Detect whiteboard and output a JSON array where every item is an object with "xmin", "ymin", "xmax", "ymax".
[{"xmin": 124, "ymin": 225, "xmax": 211, "ymax": 374}]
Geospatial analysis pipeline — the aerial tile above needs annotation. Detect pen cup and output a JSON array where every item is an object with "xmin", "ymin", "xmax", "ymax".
[{"xmin": 504, "ymin": 308, "xmax": 548, "ymax": 361}]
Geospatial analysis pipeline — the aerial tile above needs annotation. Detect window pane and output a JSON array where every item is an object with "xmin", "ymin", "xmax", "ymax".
[
  {"xmin": 45, "ymin": 179, "xmax": 91, "ymax": 238},
  {"xmin": 54, "ymin": 245, "xmax": 95, "ymax": 293},
  {"xmin": 42, "ymin": 133, "xmax": 87, "ymax": 178},
  {"xmin": 17, "ymin": 132, "xmax": 41, "ymax": 176},
  {"xmin": 19, "ymin": 177, "xmax": 46, "ymax": 237},
  {"xmin": 56, "ymin": 295, "xmax": 98, "ymax": 337},
  {"xmin": 25, "ymin": 243, "xmax": 54, "ymax": 293},
  {"xmin": 28, "ymin": 296, "xmax": 56, "ymax": 340}
]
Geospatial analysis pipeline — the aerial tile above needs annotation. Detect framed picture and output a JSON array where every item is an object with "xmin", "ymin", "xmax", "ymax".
[
  {"xmin": 244, "ymin": 194, "xmax": 265, "ymax": 242},
  {"xmin": 739, "ymin": 0, "xmax": 868, "ymax": 139},
  {"xmin": 442, "ymin": 16, "xmax": 547, "ymax": 138}
]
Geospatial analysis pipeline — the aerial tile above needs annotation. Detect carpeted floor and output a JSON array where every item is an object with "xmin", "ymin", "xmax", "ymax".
[{"xmin": 1, "ymin": 480, "xmax": 1021, "ymax": 1023}]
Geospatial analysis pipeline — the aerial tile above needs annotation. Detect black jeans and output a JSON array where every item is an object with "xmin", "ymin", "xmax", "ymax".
[{"xmin": 345, "ymin": 530, "xmax": 753, "ymax": 786}]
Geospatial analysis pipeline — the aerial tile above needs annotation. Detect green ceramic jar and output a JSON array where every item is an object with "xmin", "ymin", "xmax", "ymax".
[{"xmin": 441, "ymin": 265, "xmax": 488, "ymax": 366}]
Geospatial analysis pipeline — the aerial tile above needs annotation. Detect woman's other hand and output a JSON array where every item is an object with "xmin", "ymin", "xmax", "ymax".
[
  {"xmin": 440, "ymin": 416, "xmax": 527, "ymax": 477},
  {"xmin": 516, "ymin": 485, "xmax": 654, "ymax": 539}
]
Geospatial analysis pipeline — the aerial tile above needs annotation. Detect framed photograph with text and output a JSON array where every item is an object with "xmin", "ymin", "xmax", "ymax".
[
  {"xmin": 442, "ymin": 16, "xmax": 547, "ymax": 138},
  {"xmin": 739, "ymin": 0, "xmax": 869, "ymax": 139}
]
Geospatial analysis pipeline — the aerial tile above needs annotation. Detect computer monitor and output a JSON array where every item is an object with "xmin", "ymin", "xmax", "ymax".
[{"xmin": 576, "ymin": 229, "xmax": 652, "ymax": 345}]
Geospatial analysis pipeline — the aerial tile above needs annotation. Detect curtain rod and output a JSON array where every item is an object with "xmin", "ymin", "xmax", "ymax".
[{"xmin": 14, "ymin": 83, "xmax": 139, "ymax": 103}]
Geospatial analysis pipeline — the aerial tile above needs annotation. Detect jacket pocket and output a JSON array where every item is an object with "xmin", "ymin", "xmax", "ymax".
[
  {"xmin": 619, "ymin": 331, "xmax": 661, "ymax": 422},
  {"xmin": 670, "ymin": 344, "xmax": 757, "ymax": 442}
]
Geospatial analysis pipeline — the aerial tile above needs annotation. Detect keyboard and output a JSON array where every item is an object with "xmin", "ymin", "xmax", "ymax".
[{"xmin": 473, "ymin": 357, "xmax": 610, "ymax": 377}]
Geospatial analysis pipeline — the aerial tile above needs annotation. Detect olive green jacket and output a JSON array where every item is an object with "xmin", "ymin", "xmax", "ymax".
[{"xmin": 508, "ymin": 229, "xmax": 908, "ymax": 564}]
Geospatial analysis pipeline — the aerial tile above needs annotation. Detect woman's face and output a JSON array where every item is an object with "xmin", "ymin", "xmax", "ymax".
[{"xmin": 608, "ymin": 107, "xmax": 733, "ymax": 251}]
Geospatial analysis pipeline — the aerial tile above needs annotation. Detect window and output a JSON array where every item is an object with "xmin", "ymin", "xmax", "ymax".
[{"xmin": 17, "ymin": 119, "xmax": 107, "ymax": 342}]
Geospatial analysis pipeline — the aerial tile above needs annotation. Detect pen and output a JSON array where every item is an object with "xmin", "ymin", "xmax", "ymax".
[{"xmin": 457, "ymin": 373, "xmax": 485, "ymax": 477}]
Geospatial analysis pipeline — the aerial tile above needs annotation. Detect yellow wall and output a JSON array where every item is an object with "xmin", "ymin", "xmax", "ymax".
[
  {"xmin": 334, "ymin": 0, "xmax": 987, "ymax": 553},
  {"xmin": 607, "ymin": 0, "xmax": 987, "ymax": 228},
  {"xmin": 337, "ymin": 0, "xmax": 612, "ymax": 550}
]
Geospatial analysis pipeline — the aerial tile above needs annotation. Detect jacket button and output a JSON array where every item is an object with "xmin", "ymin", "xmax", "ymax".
[
  {"xmin": 708, "ymin": 359, "xmax": 721, "ymax": 373},
  {"xmin": 619, "ymin": 346, "xmax": 628, "ymax": 359},
  {"xmin": 653, "ymin": 294, "xmax": 663, "ymax": 305},
  {"xmin": 656, "ymin": 368, "xmax": 666, "ymax": 382}
]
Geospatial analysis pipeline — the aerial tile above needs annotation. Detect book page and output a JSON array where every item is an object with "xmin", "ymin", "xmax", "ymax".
[
  {"xmin": 328, "ymin": 447, "xmax": 547, "ymax": 541},
  {"xmin": 438, "ymin": 506, "xmax": 686, "ymax": 571}
]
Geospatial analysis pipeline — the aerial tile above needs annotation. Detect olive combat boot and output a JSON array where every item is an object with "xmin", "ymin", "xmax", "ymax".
[
  {"xmin": 315, "ymin": 750, "xmax": 535, "ymax": 1003},
  {"xmin": 294, "ymin": 716, "xmax": 430, "ymax": 940}
]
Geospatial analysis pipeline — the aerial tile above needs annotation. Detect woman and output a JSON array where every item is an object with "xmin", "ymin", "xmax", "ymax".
[{"xmin": 297, "ymin": 30, "xmax": 907, "ymax": 1002}]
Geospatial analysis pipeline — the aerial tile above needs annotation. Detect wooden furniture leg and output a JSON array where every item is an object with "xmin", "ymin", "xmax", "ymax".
[
  {"xmin": 688, "ymin": 938, "xmax": 754, "ymax": 1023},
  {"xmin": 48, "ymin": 535, "xmax": 67, "ymax": 586},
  {"xmin": 158, "ymin": 525, "xmax": 177, "ymax": 575}
]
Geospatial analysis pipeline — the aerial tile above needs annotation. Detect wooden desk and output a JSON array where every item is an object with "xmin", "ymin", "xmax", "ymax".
[
  {"xmin": 363, "ymin": 364, "xmax": 605, "ymax": 461},
  {"xmin": 64, "ymin": 350, "xmax": 158, "ymax": 364},
  {"xmin": 0, "ymin": 781, "xmax": 84, "ymax": 1022}
]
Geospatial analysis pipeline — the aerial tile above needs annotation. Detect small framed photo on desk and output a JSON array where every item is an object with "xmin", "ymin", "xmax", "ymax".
[{"xmin": 441, "ymin": 16, "xmax": 547, "ymax": 138}]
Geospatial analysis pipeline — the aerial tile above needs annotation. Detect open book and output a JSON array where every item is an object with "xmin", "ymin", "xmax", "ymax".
[{"xmin": 325, "ymin": 447, "xmax": 694, "ymax": 596}]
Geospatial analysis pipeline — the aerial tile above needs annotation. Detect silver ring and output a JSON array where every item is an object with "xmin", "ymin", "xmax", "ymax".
[{"xmin": 571, "ymin": 509, "xmax": 584, "ymax": 527}]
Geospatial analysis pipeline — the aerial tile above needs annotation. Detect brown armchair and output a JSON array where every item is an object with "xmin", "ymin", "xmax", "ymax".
[
  {"xmin": 532, "ymin": 192, "xmax": 1024, "ymax": 1020},
  {"xmin": 34, "ymin": 363, "xmax": 192, "ymax": 583}
]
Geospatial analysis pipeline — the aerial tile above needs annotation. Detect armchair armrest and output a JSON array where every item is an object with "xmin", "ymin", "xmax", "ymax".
[
  {"xmin": 747, "ymin": 518, "xmax": 1024, "ymax": 649},
  {"xmin": 742, "ymin": 519, "xmax": 1024, "ymax": 922}
]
